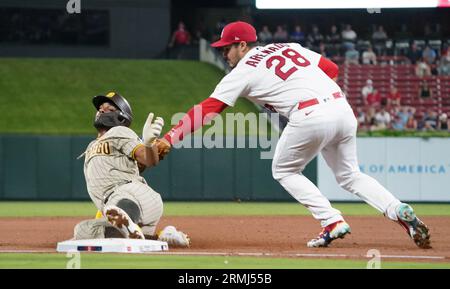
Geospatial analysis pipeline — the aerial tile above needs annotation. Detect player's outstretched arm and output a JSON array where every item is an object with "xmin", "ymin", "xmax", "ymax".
[
  {"xmin": 155, "ymin": 138, "xmax": 171, "ymax": 161},
  {"xmin": 149, "ymin": 97, "xmax": 228, "ymax": 161},
  {"xmin": 163, "ymin": 97, "xmax": 228, "ymax": 145},
  {"xmin": 136, "ymin": 145, "xmax": 159, "ymax": 171},
  {"xmin": 135, "ymin": 113, "xmax": 164, "ymax": 167}
]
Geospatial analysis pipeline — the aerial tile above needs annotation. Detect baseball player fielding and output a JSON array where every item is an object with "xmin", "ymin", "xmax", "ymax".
[{"xmin": 158, "ymin": 21, "xmax": 431, "ymax": 249}]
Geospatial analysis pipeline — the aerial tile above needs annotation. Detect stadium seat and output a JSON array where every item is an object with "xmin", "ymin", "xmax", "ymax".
[{"xmin": 339, "ymin": 62, "xmax": 448, "ymax": 122}]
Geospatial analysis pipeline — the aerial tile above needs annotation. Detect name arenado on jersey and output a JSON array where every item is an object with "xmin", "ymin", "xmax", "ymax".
[{"xmin": 245, "ymin": 43, "xmax": 290, "ymax": 68}]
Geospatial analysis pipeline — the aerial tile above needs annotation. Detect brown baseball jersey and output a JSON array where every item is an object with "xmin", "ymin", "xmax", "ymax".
[
  {"xmin": 83, "ymin": 126, "xmax": 145, "ymax": 206},
  {"xmin": 82, "ymin": 126, "xmax": 163, "ymax": 235}
]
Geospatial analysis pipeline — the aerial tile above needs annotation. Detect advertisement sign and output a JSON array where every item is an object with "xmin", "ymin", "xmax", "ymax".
[{"xmin": 317, "ymin": 138, "xmax": 450, "ymax": 202}]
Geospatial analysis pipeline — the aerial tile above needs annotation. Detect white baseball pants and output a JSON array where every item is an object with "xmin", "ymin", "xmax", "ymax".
[{"xmin": 272, "ymin": 98, "xmax": 401, "ymax": 227}]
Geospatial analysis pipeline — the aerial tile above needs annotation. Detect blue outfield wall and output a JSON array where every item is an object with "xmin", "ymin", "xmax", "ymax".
[
  {"xmin": 317, "ymin": 137, "xmax": 450, "ymax": 202},
  {"xmin": 0, "ymin": 135, "xmax": 317, "ymax": 201}
]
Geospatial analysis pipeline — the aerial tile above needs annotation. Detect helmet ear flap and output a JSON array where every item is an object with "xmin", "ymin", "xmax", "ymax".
[
  {"xmin": 117, "ymin": 111, "xmax": 132, "ymax": 127},
  {"xmin": 117, "ymin": 112, "xmax": 126, "ymax": 123}
]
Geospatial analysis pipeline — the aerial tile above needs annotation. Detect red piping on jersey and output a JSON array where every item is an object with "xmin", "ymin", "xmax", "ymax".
[
  {"xmin": 298, "ymin": 98, "xmax": 319, "ymax": 110},
  {"xmin": 163, "ymin": 97, "xmax": 228, "ymax": 145},
  {"xmin": 298, "ymin": 92, "xmax": 344, "ymax": 110},
  {"xmin": 318, "ymin": 56, "xmax": 339, "ymax": 79}
]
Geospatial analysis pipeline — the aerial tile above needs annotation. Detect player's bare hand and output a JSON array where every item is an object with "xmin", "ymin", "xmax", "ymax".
[
  {"xmin": 143, "ymin": 113, "xmax": 164, "ymax": 147},
  {"xmin": 155, "ymin": 138, "xmax": 171, "ymax": 160}
]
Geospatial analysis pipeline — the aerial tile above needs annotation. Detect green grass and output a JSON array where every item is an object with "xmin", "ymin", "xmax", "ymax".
[
  {"xmin": 358, "ymin": 130, "xmax": 450, "ymax": 138},
  {"xmin": 0, "ymin": 58, "xmax": 257, "ymax": 134},
  {"xmin": 0, "ymin": 253, "xmax": 448, "ymax": 269},
  {"xmin": 0, "ymin": 201, "xmax": 449, "ymax": 217},
  {"xmin": 0, "ymin": 202, "xmax": 98, "ymax": 217}
]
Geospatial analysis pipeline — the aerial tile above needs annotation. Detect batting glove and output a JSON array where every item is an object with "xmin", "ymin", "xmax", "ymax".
[{"xmin": 143, "ymin": 112, "xmax": 164, "ymax": 147}]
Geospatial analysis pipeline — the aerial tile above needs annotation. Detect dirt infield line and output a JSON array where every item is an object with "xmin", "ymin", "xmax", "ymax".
[{"xmin": 0, "ymin": 249, "xmax": 447, "ymax": 261}]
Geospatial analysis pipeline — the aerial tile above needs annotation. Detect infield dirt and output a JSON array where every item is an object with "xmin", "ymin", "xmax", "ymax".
[{"xmin": 0, "ymin": 216, "xmax": 449, "ymax": 262}]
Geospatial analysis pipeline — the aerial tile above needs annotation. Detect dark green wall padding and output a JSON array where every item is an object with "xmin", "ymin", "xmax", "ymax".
[{"xmin": 0, "ymin": 135, "xmax": 317, "ymax": 201}]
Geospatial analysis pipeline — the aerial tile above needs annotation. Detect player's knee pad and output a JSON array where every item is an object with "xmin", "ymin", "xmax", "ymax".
[{"xmin": 116, "ymin": 198, "xmax": 141, "ymax": 223}]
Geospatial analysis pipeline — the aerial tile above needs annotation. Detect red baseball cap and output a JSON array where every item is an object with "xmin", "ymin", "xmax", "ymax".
[{"xmin": 211, "ymin": 21, "xmax": 257, "ymax": 48}]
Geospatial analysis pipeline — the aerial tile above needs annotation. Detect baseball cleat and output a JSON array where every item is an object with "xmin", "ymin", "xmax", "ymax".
[
  {"xmin": 396, "ymin": 203, "xmax": 431, "ymax": 249},
  {"xmin": 307, "ymin": 220, "xmax": 351, "ymax": 248},
  {"xmin": 158, "ymin": 225, "xmax": 190, "ymax": 248},
  {"xmin": 104, "ymin": 205, "xmax": 145, "ymax": 240}
]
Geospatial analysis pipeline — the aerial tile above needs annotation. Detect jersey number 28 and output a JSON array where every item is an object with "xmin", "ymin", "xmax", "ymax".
[{"xmin": 266, "ymin": 48, "xmax": 310, "ymax": 80}]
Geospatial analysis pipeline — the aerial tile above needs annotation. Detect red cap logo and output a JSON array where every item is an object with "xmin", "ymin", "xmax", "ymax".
[{"xmin": 211, "ymin": 21, "xmax": 257, "ymax": 48}]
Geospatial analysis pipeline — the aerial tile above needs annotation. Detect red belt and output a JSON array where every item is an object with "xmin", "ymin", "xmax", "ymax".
[{"xmin": 298, "ymin": 92, "xmax": 344, "ymax": 110}]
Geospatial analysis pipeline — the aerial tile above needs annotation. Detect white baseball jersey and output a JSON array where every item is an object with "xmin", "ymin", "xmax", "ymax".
[
  {"xmin": 209, "ymin": 42, "xmax": 402, "ymax": 228},
  {"xmin": 210, "ymin": 43, "xmax": 342, "ymax": 118}
]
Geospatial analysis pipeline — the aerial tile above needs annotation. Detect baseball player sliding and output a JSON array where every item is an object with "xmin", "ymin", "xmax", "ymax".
[
  {"xmin": 156, "ymin": 21, "xmax": 431, "ymax": 248},
  {"xmin": 72, "ymin": 92, "xmax": 189, "ymax": 248}
]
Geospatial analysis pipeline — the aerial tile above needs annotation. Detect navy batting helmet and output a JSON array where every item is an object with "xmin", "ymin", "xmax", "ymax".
[{"xmin": 93, "ymin": 92, "xmax": 133, "ymax": 129}]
